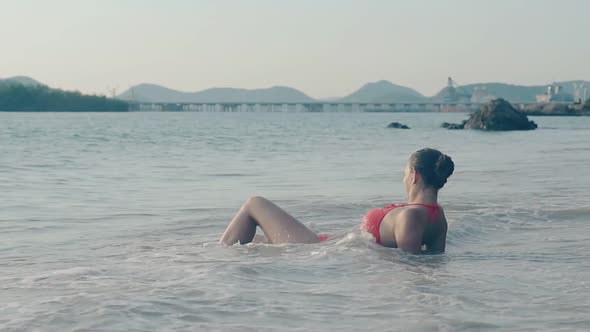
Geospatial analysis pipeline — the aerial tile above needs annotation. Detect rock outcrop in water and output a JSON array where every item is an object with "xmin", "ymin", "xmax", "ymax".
[
  {"xmin": 387, "ymin": 122, "xmax": 410, "ymax": 129},
  {"xmin": 441, "ymin": 121, "xmax": 466, "ymax": 130},
  {"xmin": 442, "ymin": 98, "xmax": 537, "ymax": 131}
]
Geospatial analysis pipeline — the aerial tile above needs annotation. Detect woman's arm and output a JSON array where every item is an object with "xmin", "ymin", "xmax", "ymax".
[
  {"xmin": 394, "ymin": 209, "xmax": 427, "ymax": 254},
  {"xmin": 426, "ymin": 222, "xmax": 447, "ymax": 254}
]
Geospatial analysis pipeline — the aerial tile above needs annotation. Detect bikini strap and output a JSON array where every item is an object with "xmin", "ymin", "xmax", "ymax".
[{"xmin": 400, "ymin": 203, "xmax": 440, "ymax": 223}]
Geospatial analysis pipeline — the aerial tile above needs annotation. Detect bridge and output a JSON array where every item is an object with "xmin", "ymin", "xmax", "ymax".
[
  {"xmin": 125, "ymin": 77, "xmax": 546, "ymax": 112},
  {"xmin": 128, "ymin": 101, "xmax": 498, "ymax": 113}
]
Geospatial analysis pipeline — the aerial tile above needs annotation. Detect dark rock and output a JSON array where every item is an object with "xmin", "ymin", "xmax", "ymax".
[
  {"xmin": 464, "ymin": 98, "xmax": 537, "ymax": 130},
  {"xmin": 387, "ymin": 122, "xmax": 410, "ymax": 129},
  {"xmin": 441, "ymin": 121, "xmax": 465, "ymax": 130}
]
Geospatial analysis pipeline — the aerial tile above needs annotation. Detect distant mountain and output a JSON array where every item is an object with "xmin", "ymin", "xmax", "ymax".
[
  {"xmin": 118, "ymin": 79, "xmax": 590, "ymax": 104},
  {"xmin": 337, "ymin": 80, "xmax": 426, "ymax": 103},
  {"xmin": 119, "ymin": 80, "xmax": 430, "ymax": 104},
  {"xmin": 117, "ymin": 84, "xmax": 186, "ymax": 103},
  {"xmin": 0, "ymin": 76, "xmax": 43, "ymax": 87},
  {"xmin": 118, "ymin": 84, "xmax": 316, "ymax": 103},
  {"xmin": 432, "ymin": 81, "xmax": 590, "ymax": 103}
]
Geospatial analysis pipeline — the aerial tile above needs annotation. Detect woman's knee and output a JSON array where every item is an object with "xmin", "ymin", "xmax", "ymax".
[
  {"xmin": 246, "ymin": 196, "xmax": 268, "ymax": 204},
  {"xmin": 245, "ymin": 196, "xmax": 268, "ymax": 210}
]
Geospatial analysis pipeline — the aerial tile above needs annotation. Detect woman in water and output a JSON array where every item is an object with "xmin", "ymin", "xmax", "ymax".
[{"xmin": 219, "ymin": 148, "xmax": 454, "ymax": 254}]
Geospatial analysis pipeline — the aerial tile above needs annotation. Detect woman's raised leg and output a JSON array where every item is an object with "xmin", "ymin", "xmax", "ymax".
[{"xmin": 219, "ymin": 196, "xmax": 320, "ymax": 245}]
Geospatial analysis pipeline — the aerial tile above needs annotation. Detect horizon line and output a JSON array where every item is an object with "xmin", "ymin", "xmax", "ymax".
[{"xmin": 2, "ymin": 75, "xmax": 589, "ymax": 99}]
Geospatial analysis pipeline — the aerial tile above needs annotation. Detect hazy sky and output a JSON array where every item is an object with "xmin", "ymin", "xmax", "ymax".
[{"xmin": 1, "ymin": 0, "xmax": 589, "ymax": 97}]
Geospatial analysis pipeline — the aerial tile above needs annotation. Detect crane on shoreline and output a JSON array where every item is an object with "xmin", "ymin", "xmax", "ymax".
[{"xmin": 444, "ymin": 77, "xmax": 470, "ymax": 102}]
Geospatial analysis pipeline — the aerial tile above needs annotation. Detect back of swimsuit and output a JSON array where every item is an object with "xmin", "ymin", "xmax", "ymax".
[{"xmin": 361, "ymin": 203, "xmax": 440, "ymax": 244}]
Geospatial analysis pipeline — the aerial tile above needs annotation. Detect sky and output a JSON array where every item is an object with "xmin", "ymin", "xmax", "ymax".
[{"xmin": 1, "ymin": 0, "xmax": 589, "ymax": 98}]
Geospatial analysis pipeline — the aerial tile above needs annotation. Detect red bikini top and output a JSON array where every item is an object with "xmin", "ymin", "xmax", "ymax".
[{"xmin": 361, "ymin": 203, "xmax": 440, "ymax": 244}]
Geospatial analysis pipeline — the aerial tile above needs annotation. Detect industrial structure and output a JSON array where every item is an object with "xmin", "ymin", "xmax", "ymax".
[
  {"xmin": 573, "ymin": 83, "xmax": 588, "ymax": 103},
  {"xmin": 536, "ymin": 84, "xmax": 575, "ymax": 103}
]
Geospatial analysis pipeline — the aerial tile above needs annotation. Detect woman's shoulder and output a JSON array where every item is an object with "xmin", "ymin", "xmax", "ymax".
[
  {"xmin": 399, "ymin": 205, "xmax": 447, "ymax": 231},
  {"xmin": 396, "ymin": 205, "xmax": 431, "ymax": 222}
]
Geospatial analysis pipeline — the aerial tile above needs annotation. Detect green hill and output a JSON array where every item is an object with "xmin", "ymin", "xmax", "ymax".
[
  {"xmin": 0, "ymin": 76, "xmax": 43, "ymax": 87},
  {"xmin": 0, "ymin": 83, "xmax": 128, "ymax": 112}
]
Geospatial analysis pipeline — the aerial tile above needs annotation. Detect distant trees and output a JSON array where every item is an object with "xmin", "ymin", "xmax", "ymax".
[
  {"xmin": 0, "ymin": 84, "xmax": 128, "ymax": 112},
  {"xmin": 585, "ymin": 98, "xmax": 590, "ymax": 110}
]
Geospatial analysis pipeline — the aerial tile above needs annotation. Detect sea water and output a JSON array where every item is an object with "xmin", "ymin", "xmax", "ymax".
[{"xmin": 1, "ymin": 112, "xmax": 589, "ymax": 331}]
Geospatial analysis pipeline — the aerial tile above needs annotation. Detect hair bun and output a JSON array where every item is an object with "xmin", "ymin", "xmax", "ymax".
[
  {"xmin": 409, "ymin": 148, "xmax": 455, "ymax": 190},
  {"xmin": 434, "ymin": 154, "xmax": 454, "ymax": 187}
]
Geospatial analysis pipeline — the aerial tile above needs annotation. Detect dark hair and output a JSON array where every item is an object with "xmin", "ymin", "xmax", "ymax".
[{"xmin": 409, "ymin": 148, "xmax": 454, "ymax": 190}]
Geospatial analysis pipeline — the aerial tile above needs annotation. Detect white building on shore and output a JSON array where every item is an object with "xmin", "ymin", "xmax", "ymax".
[{"xmin": 536, "ymin": 85, "xmax": 574, "ymax": 103}]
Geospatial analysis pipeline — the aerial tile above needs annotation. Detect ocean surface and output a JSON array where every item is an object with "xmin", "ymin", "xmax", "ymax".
[{"xmin": 1, "ymin": 112, "xmax": 589, "ymax": 331}]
